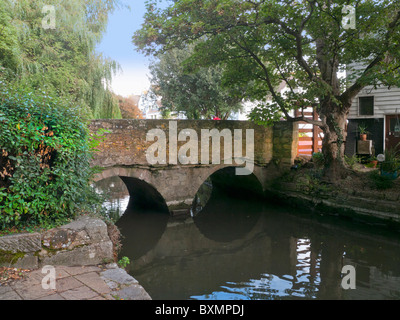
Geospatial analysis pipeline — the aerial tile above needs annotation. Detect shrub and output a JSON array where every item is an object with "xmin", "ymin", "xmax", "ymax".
[
  {"xmin": 344, "ymin": 154, "xmax": 360, "ymax": 169},
  {"xmin": 311, "ymin": 152, "xmax": 324, "ymax": 168},
  {"xmin": 0, "ymin": 81, "xmax": 101, "ymax": 230},
  {"xmin": 368, "ymin": 170, "xmax": 394, "ymax": 190},
  {"xmin": 381, "ymin": 146, "xmax": 400, "ymax": 174}
]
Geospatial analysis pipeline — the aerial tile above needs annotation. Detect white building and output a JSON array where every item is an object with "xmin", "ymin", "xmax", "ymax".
[
  {"xmin": 138, "ymin": 89, "xmax": 163, "ymax": 119},
  {"xmin": 345, "ymin": 63, "xmax": 400, "ymax": 156},
  {"xmin": 138, "ymin": 89, "xmax": 187, "ymax": 120}
]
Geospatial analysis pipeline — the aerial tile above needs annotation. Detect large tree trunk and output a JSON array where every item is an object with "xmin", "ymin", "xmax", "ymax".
[
  {"xmin": 318, "ymin": 100, "xmax": 349, "ymax": 181},
  {"xmin": 315, "ymin": 37, "xmax": 351, "ymax": 181}
]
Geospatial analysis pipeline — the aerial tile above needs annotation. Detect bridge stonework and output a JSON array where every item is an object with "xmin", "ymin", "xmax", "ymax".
[{"xmin": 90, "ymin": 120, "xmax": 298, "ymax": 215}]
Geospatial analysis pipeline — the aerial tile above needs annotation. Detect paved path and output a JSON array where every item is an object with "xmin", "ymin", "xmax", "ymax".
[{"xmin": 0, "ymin": 264, "xmax": 151, "ymax": 300}]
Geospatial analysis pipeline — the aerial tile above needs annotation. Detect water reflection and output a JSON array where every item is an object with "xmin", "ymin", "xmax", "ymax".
[
  {"xmin": 116, "ymin": 206, "xmax": 169, "ymax": 260},
  {"xmin": 94, "ymin": 176, "xmax": 400, "ymax": 300},
  {"xmin": 125, "ymin": 200, "xmax": 400, "ymax": 300},
  {"xmin": 92, "ymin": 176, "xmax": 130, "ymax": 221},
  {"xmin": 93, "ymin": 175, "xmax": 170, "ymax": 260},
  {"xmin": 193, "ymin": 188, "xmax": 261, "ymax": 242}
]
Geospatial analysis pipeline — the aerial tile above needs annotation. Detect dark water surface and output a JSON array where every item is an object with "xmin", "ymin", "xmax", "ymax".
[{"xmin": 95, "ymin": 176, "xmax": 400, "ymax": 300}]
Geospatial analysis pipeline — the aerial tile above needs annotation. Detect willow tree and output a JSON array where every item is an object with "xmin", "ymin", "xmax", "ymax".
[
  {"xmin": 0, "ymin": 0, "xmax": 121, "ymax": 119},
  {"xmin": 134, "ymin": 0, "xmax": 400, "ymax": 179}
]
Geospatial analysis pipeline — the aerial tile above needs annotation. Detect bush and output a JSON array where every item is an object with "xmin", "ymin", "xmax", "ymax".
[
  {"xmin": 381, "ymin": 146, "xmax": 400, "ymax": 174},
  {"xmin": 0, "ymin": 81, "xmax": 101, "ymax": 230},
  {"xmin": 344, "ymin": 154, "xmax": 360, "ymax": 169},
  {"xmin": 368, "ymin": 170, "xmax": 394, "ymax": 190},
  {"xmin": 311, "ymin": 152, "xmax": 324, "ymax": 168}
]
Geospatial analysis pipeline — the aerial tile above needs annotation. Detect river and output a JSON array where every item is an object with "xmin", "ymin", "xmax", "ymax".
[{"xmin": 94, "ymin": 176, "xmax": 400, "ymax": 300}]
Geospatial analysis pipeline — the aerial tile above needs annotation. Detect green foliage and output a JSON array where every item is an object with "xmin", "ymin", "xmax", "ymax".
[
  {"xmin": 344, "ymin": 154, "xmax": 360, "ymax": 169},
  {"xmin": 88, "ymin": 128, "xmax": 111, "ymax": 153},
  {"xmin": 0, "ymin": 83, "xmax": 102, "ymax": 230},
  {"xmin": 368, "ymin": 170, "xmax": 394, "ymax": 190},
  {"xmin": 0, "ymin": 0, "xmax": 122, "ymax": 119},
  {"xmin": 358, "ymin": 123, "xmax": 369, "ymax": 135},
  {"xmin": 312, "ymin": 152, "xmax": 325, "ymax": 168},
  {"xmin": 149, "ymin": 43, "xmax": 243, "ymax": 120},
  {"xmin": 295, "ymin": 173, "xmax": 331, "ymax": 196},
  {"xmin": 248, "ymin": 103, "xmax": 283, "ymax": 126},
  {"xmin": 133, "ymin": 0, "xmax": 400, "ymax": 172},
  {"xmin": 381, "ymin": 146, "xmax": 400, "ymax": 173},
  {"xmin": 118, "ymin": 256, "xmax": 130, "ymax": 269},
  {"xmin": 134, "ymin": 0, "xmax": 400, "ymax": 109},
  {"xmin": 0, "ymin": 2, "xmax": 20, "ymax": 73}
]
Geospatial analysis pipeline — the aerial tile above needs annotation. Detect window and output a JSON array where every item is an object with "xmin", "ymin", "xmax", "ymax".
[{"xmin": 359, "ymin": 96, "xmax": 374, "ymax": 116}]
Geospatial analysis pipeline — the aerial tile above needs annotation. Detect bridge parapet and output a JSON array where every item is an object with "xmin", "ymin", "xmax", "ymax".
[{"xmin": 89, "ymin": 119, "xmax": 297, "ymax": 169}]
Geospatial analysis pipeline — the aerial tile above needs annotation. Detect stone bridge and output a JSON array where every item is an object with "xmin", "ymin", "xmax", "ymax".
[{"xmin": 90, "ymin": 120, "xmax": 298, "ymax": 215}]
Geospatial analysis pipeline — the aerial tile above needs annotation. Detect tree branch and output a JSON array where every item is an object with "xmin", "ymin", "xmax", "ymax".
[
  {"xmin": 226, "ymin": 33, "xmax": 292, "ymax": 119},
  {"xmin": 341, "ymin": 9, "xmax": 400, "ymax": 104},
  {"xmin": 290, "ymin": 116, "xmax": 323, "ymax": 127},
  {"xmin": 260, "ymin": 12, "xmax": 317, "ymax": 82},
  {"xmin": 341, "ymin": 55, "xmax": 383, "ymax": 103},
  {"xmin": 273, "ymin": 57, "xmax": 296, "ymax": 96}
]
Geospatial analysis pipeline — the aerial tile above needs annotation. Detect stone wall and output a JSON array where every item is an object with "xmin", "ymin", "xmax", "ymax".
[
  {"xmin": 273, "ymin": 121, "xmax": 299, "ymax": 167},
  {"xmin": 89, "ymin": 119, "xmax": 298, "ymax": 169},
  {"xmin": 269, "ymin": 180, "xmax": 400, "ymax": 226},
  {"xmin": 0, "ymin": 216, "xmax": 114, "ymax": 269}
]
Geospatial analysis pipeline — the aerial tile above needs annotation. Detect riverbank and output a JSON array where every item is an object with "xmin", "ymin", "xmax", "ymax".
[
  {"xmin": 267, "ymin": 162, "xmax": 400, "ymax": 229},
  {"xmin": 0, "ymin": 215, "xmax": 152, "ymax": 300}
]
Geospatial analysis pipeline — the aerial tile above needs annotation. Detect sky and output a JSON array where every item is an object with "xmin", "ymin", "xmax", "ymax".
[{"xmin": 96, "ymin": 1, "xmax": 153, "ymax": 97}]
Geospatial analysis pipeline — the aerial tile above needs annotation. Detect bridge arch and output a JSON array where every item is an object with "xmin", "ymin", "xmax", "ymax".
[
  {"xmin": 93, "ymin": 162, "xmax": 272, "ymax": 216},
  {"xmin": 93, "ymin": 167, "xmax": 169, "ymax": 212},
  {"xmin": 191, "ymin": 166, "xmax": 263, "ymax": 242},
  {"xmin": 190, "ymin": 164, "xmax": 264, "ymax": 214},
  {"xmin": 119, "ymin": 176, "xmax": 169, "ymax": 213},
  {"xmin": 93, "ymin": 170, "xmax": 172, "ymax": 259}
]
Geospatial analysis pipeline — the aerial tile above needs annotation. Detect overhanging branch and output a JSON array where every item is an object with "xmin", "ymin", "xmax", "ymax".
[{"xmin": 341, "ymin": 9, "xmax": 400, "ymax": 104}]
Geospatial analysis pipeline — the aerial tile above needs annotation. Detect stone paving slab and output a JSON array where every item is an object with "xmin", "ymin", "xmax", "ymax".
[
  {"xmin": 0, "ymin": 286, "xmax": 21, "ymax": 300},
  {"xmin": 0, "ymin": 264, "xmax": 151, "ymax": 300},
  {"xmin": 59, "ymin": 285, "xmax": 99, "ymax": 300},
  {"xmin": 74, "ymin": 272, "xmax": 112, "ymax": 294}
]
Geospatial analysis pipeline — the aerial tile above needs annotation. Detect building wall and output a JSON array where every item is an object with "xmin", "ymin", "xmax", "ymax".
[
  {"xmin": 348, "ymin": 85, "xmax": 400, "ymax": 120},
  {"xmin": 347, "ymin": 62, "xmax": 400, "ymax": 154},
  {"xmin": 345, "ymin": 118, "xmax": 384, "ymax": 157}
]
